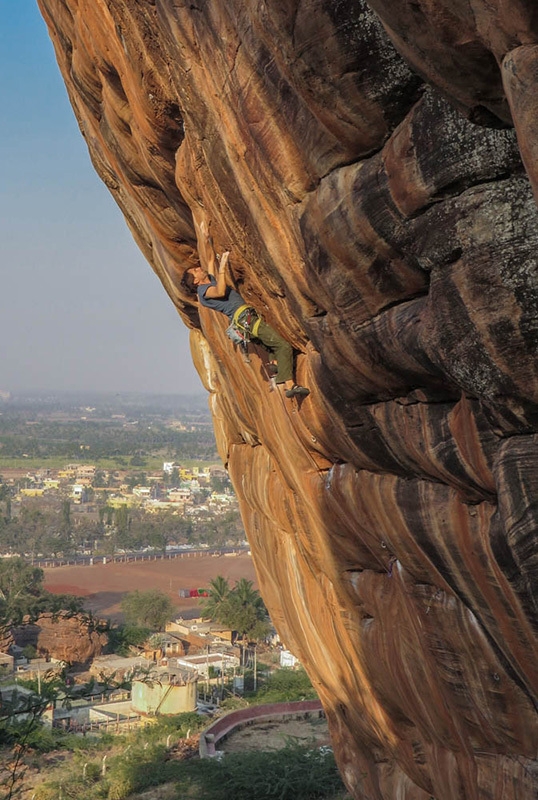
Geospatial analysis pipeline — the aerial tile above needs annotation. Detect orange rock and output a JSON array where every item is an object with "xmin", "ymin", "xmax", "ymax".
[
  {"xmin": 37, "ymin": 1, "xmax": 538, "ymax": 797},
  {"xmin": 13, "ymin": 612, "xmax": 107, "ymax": 665}
]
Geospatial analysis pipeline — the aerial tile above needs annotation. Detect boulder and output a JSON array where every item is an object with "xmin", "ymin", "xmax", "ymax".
[{"xmin": 36, "ymin": 2, "xmax": 538, "ymax": 797}]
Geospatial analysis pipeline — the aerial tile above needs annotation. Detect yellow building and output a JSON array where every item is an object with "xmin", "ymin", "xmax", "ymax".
[
  {"xmin": 107, "ymin": 496, "xmax": 139, "ymax": 508},
  {"xmin": 58, "ymin": 469, "xmax": 76, "ymax": 480}
]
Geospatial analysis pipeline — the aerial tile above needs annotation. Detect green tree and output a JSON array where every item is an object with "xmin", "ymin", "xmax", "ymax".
[
  {"xmin": 115, "ymin": 504, "xmax": 130, "ymax": 535},
  {"xmin": 0, "ymin": 558, "xmax": 45, "ymax": 625},
  {"xmin": 10, "ymin": 506, "xmax": 49, "ymax": 558},
  {"xmin": 210, "ymin": 475, "xmax": 229, "ymax": 493},
  {"xmin": 225, "ymin": 579, "xmax": 271, "ymax": 641},
  {"xmin": 51, "ymin": 499, "xmax": 74, "ymax": 555},
  {"xmin": 22, "ymin": 644, "xmax": 37, "ymax": 660},
  {"xmin": 255, "ymin": 668, "xmax": 318, "ymax": 703},
  {"xmin": 0, "ymin": 558, "xmax": 83, "ymax": 629},
  {"xmin": 92, "ymin": 469, "xmax": 107, "ymax": 488},
  {"xmin": 71, "ymin": 516, "xmax": 101, "ymax": 553},
  {"xmin": 129, "ymin": 509, "xmax": 178, "ymax": 554},
  {"xmin": 100, "ymin": 505, "xmax": 114, "ymax": 526},
  {"xmin": 200, "ymin": 575, "xmax": 232, "ymax": 622},
  {"xmin": 105, "ymin": 623, "xmax": 150, "ymax": 655},
  {"xmin": 121, "ymin": 589, "xmax": 175, "ymax": 631},
  {"xmin": 125, "ymin": 471, "xmax": 147, "ymax": 490},
  {"xmin": 200, "ymin": 577, "xmax": 270, "ymax": 642},
  {"xmin": 60, "ymin": 499, "xmax": 71, "ymax": 530},
  {"xmin": 233, "ymin": 578, "xmax": 263, "ymax": 610}
]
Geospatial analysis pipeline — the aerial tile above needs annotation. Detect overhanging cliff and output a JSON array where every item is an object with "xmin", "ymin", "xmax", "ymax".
[{"xmin": 37, "ymin": 2, "xmax": 538, "ymax": 798}]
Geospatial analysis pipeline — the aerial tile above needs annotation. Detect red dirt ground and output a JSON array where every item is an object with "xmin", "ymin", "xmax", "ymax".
[{"xmin": 43, "ymin": 552, "xmax": 257, "ymax": 623}]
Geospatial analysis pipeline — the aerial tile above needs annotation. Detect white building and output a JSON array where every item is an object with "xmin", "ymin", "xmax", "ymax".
[{"xmin": 280, "ymin": 650, "xmax": 299, "ymax": 668}]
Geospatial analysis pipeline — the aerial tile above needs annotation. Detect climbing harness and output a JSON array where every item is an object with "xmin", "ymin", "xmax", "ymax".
[
  {"xmin": 226, "ymin": 304, "xmax": 262, "ymax": 360},
  {"xmin": 232, "ymin": 304, "xmax": 261, "ymax": 338}
]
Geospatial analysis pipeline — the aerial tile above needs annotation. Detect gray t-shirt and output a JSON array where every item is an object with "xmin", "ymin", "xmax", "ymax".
[{"xmin": 197, "ymin": 276, "xmax": 245, "ymax": 320}]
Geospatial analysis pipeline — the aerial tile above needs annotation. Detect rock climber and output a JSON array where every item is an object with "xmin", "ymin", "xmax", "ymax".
[{"xmin": 182, "ymin": 227, "xmax": 309, "ymax": 399}]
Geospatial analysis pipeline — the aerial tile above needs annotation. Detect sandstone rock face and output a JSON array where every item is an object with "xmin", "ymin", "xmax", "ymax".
[
  {"xmin": 12, "ymin": 612, "xmax": 107, "ymax": 664},
  {"xmin": 37, "ymin": 2, "xmax": 537, "ymax": 797}
]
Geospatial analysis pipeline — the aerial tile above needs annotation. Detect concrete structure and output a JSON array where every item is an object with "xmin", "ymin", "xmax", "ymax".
[
  {"xmin": 168, "ymin": 619, "xmax": 212, "ymax": 637},
  {"xmin": 167, "ymin": 488, "xmax": 191, "ymax": 503},
  {"xmin": 57, "ymin": 468, "xmax": 76, "ymax": 480},
  {"xmin": 90, "ymin": 655, "xmax": 151, "ymax": 680},
  {"xmin": 176, "ymin": 652, "xmax": 239, "ymax": 678},
  {"xmin": 0, "ymin": 684, "xmax": 38, "ymax": 723},
  {"xmin": 72, "ymin": 484, "xmax": 85, "ymax": 502},
  {"xmin": 42, "ymin": 694, "xmax": 136, "ymax": 730},
  {"xmin": 75, "ymin": 465, "xmax": 96, "ymax": 480},
  {"xmin": 199, "ymin": 700, "xmax": 324, "ymax": 758},
  {"xmin": 280, "ymin": 650, "xmax": 299, "ymax": 668},
  {"xmin": 13, "ymin": 659, "xmax": 63, "ymax": 681},
  {"xmin": 166, "ymin": 619, "xmax": 235, "ymax": 647},
  {"xmin": 133, "ymin": 486, "xmax": 151, "ymax": 498},
  {"xmin": 131, "ymin": 666, "xmax": 197, "ymax": 715},
  {"xmin": 0, "ymin": 653, "xmax": 14, "ymax": 673},
  {"xmin": 156, "ymin": 632, "xmax": 185, "ymax": 656}
]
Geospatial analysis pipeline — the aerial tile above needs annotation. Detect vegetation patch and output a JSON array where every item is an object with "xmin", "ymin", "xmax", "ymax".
[{"xmin": 30, "ymin": 738, "xmax": 348, "ymax": 800}]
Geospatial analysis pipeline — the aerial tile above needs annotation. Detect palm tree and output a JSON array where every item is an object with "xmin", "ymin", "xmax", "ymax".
[
  {"xmin": 200, "ymin": 575, "xmax": 270, "ymax": 648},
  {"xmin": 227, "ymin": 579, "xmax": 270, "ymax": 642},
  {"xmin": 200, "ymin": 575, "xmax": 231, "ymax": 623},
  {"xmin": 233, "ymin": 579, "xmax": 267, "ymax": 624}
]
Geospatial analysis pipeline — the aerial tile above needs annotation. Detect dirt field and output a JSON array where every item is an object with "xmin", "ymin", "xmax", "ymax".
[{"xmin": 43, "ymin": 552, "xmax": 257, "ymax": 622}]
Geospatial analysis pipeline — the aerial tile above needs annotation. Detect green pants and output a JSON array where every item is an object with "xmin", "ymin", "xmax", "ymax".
[{"xmin": 253, "ymin": 320, "xmax": 293, "ymax": 383}]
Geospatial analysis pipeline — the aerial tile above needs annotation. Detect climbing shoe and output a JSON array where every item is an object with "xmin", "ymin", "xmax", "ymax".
[
  {"xmin": 266, "ymin": 363, "xmax": 278, "ymax": 377},
  {"xmin": 285, "ymin": 384, "xmax": 310, "ymax": 398}
]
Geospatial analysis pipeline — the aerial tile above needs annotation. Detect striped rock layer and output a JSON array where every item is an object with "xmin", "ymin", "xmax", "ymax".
[{"xmin": 37, "ymin": 2, "xmax": 538, "ymax": 798}]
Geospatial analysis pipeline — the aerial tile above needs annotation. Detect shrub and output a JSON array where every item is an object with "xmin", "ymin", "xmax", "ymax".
[
  {"xmin": 130, "ymin": 711, "xmax": 205, "ymax": 745},
  {"xmin": 252, "ymin": 668, "xmax": 317, "ymax": 703},
  {"xmin": 106, "ymin": 775, "xmax": 136, "ymax": 800},
  {"xmin": 103, "ymin": 742, "xmax": 168, "ymax": 797},
  {"xmin": 105, "ymin": 623, "xmax": 150, "ymax": 655},
  {"xmin": 190, "ymin": 742, "xmax": 346, "ymax": 800},
  {"xmin": 121, "ymin": 590, "xmax": 174, "ymax": 631},
  {"xmin": 24, "ymin": 724, "xmax": 58, "ymax": 752},
  {"xmin": 84, "ymin": 761, "xmax": 102, "ymax": 782},
  {"xmin": 34, "ymin": 786, "xmax": 59, "ymax": 800},
  {"xmin": 220, "ymin": 695, "xmax": 249, "ymax": 712},
  {"xmin": 26, "ymin": 732, "xmax": 347, "ymax": 800}
]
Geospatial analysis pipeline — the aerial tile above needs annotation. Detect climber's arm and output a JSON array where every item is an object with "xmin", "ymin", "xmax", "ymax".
[{"xmin": 203, "ymin": 250, "xmax": 230, "ymax": 298}]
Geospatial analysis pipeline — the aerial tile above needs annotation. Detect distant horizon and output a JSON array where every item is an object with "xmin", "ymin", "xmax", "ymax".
[
  {"xmin": 0, "ymin": 388, "xmax": 207, "ymax": 398},
  {"xmin": 0, "ymin": 388, "xmax": 210, "ymax": 411}
]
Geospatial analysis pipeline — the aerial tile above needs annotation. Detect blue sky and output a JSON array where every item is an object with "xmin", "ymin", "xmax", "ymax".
[{"xmin": 0, "ymin": 3, "xmax": 203, "ymax": 395}]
